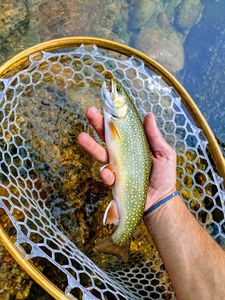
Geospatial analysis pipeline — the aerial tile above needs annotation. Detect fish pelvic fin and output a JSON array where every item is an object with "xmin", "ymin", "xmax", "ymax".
[
  {"xmin": 94, "ymin": 238, "xmax": 129, "ymax": 262},
  {"xmin": 100, "ymin": 163, "xmax": 113, "ymax": 173},
  {"xmin": 103, "ymin": 200, "xmax": 119, "ymax": 226},
  {"xmin": 109, "ymin": 120, "xmax": 120, "ymax": 139}
]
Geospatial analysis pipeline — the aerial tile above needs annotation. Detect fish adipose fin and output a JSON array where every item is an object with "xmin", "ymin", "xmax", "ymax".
[
  {"xmin": 109, "ymin": 120, "xmax": 120, "ymax": 139},
  {"xmin": 103, "ymin": 200, "xmax": 119, "ymax": 225},
  {"xmin": 94, "ymin": 238, "xmax": 129, "ymax": 262}
]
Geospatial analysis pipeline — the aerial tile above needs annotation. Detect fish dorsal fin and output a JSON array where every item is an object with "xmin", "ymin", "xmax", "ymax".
[
  {"xmin": 103, "ymin": 200, "xmax": 119, "ymax": 226},
  {"xmin": 109, "ymin": 120, "xmax": 120, "ymax": 139}
]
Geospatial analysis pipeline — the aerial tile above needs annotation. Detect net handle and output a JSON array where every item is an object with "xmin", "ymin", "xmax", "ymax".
[{"xmin": 0, "ymin": 37, "xmax": 224, "ymax": 299}]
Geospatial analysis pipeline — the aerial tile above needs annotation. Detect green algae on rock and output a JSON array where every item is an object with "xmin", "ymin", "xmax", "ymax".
[
  {"xmin": 163, "ymin": 0, "xmax": 183, "ymax": 22},
  {"xmin": 174, "ymin": 0, "xmax": 203, "ymax": 34},
  {"xmin": 0, "ymin": 0, "xmax": 29, "ymax": 64},
  {"xmin": 129, "ymin": 0, "xmax": 162, "ymax": 30}
]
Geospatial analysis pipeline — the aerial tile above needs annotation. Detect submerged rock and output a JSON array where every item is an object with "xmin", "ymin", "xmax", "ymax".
[
  {"xmin": 129, "ymin": 0, "xmax": 161, "ymax": 30},
  {"xmin": 136, "ymin": 28, "xmax": 184, "ymax": 72},
  {"xmin": 163, "ymin": 0, "xmax": 183, "ymax": 22},
  {"xmin": 131, "ymin": 0, "xmax": 184, "ymax": 72},
  {"xmin": 0, "ymin": 1, "xmax": 29, "ymax": 64},
  {"xmin": 38, "ymin": 0, "xmax": 128, "ymax": 44},
  {"xmin": 175, "ymin": 0, "xmax": 203, "ymax": 33},
  {"xmin": 0, "ymin": 0, "xmax": 129, "ymax": 65},
  {"xmin": 92, "ymin": 0, "xmax": 129, "ymax": 43},
  {"xmin": 0, "ymin": 1, "xmax": 28, "ymax": 44}
]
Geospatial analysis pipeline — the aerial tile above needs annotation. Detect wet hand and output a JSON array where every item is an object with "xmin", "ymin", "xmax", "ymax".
[{"xmin": 77, "ymin": 106, "xmax": 177, "ymax": 210}]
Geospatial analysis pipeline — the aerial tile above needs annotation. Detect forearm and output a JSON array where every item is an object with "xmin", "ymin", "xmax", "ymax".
[{"xmin": 144, "ymin": 195, "xmax": 225, "ymax": 300}]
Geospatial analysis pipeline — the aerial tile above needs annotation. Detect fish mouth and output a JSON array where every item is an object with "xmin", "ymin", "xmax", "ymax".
[
  {"xmin": 101, "ymin": 79, "xmax": 128, "ymax": 118},
  {"xmin": 101, "ymin": 81, "xmax": 113, "ymax": 110},
  {"xmin": 101, "ymin": 80, "xmax": 127, "ymax": 117},
  {"xmin": 101, "ymin": 81, "xmax": 115, "ymax": 117}
]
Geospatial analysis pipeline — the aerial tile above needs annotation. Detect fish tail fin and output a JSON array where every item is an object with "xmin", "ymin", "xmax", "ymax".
[{"xmin": 94, "ymin": 238, "xmax": 129, "ymax": 262}]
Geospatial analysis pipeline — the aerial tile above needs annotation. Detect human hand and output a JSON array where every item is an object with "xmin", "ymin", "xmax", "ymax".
[{"xmin": 77, "ymin": 106, "xmax": 177, "ymax": 212}]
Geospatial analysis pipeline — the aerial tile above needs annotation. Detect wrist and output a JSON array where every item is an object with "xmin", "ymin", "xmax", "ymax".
[
  {"xmin": 144, "ymin": 191, "xmax": 179, "ymax": 217},
  {"xmin": 144, "ymin": 194, "xmax": 183, "ymax": 238},
  {"xmin": 144, "ymin": 186, "xmax": 177, "ymax": 211}
]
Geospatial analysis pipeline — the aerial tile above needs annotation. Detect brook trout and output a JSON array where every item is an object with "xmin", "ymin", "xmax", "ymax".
[{"xmin": 95, "ymin": 79, "xmax": 152, "ymax": 262}]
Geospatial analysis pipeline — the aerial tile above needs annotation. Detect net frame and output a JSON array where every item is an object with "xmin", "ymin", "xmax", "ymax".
[{"xmin": 0, "ymin": 37, "xmax": 224, "ymax": 300}]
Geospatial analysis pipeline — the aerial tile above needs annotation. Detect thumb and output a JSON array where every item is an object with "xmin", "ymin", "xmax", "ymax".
[{"xmin": 144, "ymin": 113, "xmax": 171, "ymax": 154}]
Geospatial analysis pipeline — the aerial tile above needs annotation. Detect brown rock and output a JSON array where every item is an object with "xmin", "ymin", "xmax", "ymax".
[
  {"xmin": 130, "ymin": 0, "xmax": 160, "ymax": 30},
  {"xmin": 38, "ymin": 0, "xmax": 128, "ymax": 43},
  {"xmin": 136, "ymin": 28, "xmax": 184, "ymax": 73}
]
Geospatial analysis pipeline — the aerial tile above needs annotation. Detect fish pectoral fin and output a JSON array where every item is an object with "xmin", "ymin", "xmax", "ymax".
[
  {"xmin": 100, "ymin": 163, "xmax": 113, "ymax": 172},
  {"xmin": 109, "ymin": 120, "xmax": 120, "ymax": 139},
  {"xmin": 103, "ymin": 200, "xmax": 119, "ymax": 226}
]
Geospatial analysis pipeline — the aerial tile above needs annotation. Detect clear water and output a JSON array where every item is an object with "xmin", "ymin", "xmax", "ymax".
[
  {"xmin": 0, "ymin": 0, "xmax": 225, "ymax": 144},
  {"xmin": 178, "ymin": 0, "xmax": 225, "ymax": 143},
  {"xmin": 0, "ymin": 0, "xmax": 225, "ymax": 298}
]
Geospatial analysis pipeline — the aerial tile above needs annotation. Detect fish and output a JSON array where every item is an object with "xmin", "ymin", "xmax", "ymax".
[{"xmin": 94, "ymin": 79, "xmax": 152, "ymax": 262}]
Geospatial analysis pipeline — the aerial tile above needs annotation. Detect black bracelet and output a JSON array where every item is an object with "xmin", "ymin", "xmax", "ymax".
[{"xmin": 143, "ymin": 191, "xmax": 179, "ymax": 217}]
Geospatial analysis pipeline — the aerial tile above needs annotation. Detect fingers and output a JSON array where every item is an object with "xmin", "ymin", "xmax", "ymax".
[
  {"xmin": 77, "ymin": 132, "xmax": 108, "ymax": 163},
  {"xmin": 77, "ymin": 132, "xmax": 115, "ymax": 186},
  {"xmin": 144, "ymin": 113, "xmax": 176, "ymax": 159},
  {"xmin": 86, "ymin": 106, "xmax": 105, "ymax": 140},
  {"xmin": 100, "ymin": 168, "xmax": 115, "ymax": 186}
]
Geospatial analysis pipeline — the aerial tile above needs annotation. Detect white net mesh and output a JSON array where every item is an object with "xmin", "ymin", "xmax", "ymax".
[{"xmin": 0, "ymin": 44, "xmax": 224, "ymax": 299}]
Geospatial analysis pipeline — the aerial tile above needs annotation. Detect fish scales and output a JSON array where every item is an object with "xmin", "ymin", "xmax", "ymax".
[
  {"xmin": 95, "ymin": 79, "xmax": 152, "ymax": 261},
  {"xmin": 107, "ymin": 99, "xmax": 151, "ymax": 246}
]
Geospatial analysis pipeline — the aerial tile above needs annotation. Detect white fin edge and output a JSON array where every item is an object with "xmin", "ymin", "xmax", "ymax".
[{"xmin": 103, "ymin": 200, "xmax": 120, "ymax": 226}]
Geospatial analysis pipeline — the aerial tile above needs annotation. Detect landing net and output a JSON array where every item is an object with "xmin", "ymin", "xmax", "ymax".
[{"xmin": 0, "ymin": 44, "xmax": 224, "ymax": 299}]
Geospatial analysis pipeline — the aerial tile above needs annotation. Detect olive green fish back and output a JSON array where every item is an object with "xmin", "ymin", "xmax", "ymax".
[{"xmin": 111, "ymin": 99, "xmax": 151, "ymax": 246}]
